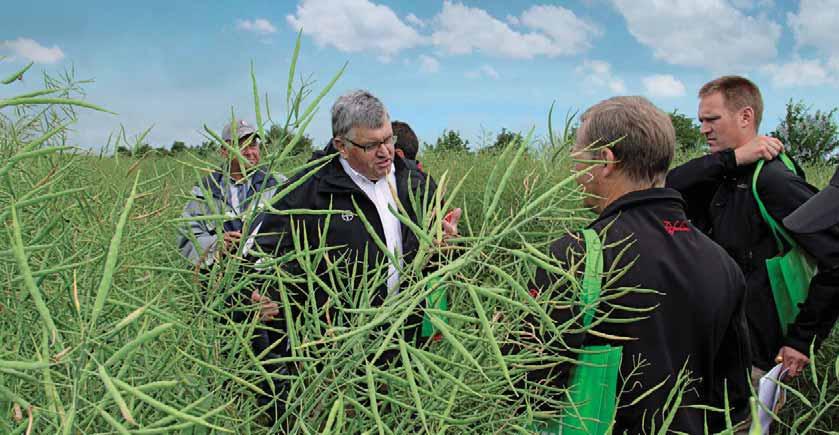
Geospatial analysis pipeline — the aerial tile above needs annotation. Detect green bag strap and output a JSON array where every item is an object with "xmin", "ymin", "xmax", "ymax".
[
  {"xmin": 580, "ymin": 229, "xmax": 604, "ymax": 327},
  {"xmin": 752, "ymin": 153, "xmax": 798, "ymax": 252}
]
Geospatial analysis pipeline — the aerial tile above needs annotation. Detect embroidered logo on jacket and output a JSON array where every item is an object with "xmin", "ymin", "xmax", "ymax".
[
  {"xmin": 341, "ymin": 212, "xmax": 355, "ymax": 222},
  {"xmin": 663, "ymin": 220, "xmax": 691, "ymax": 235}
]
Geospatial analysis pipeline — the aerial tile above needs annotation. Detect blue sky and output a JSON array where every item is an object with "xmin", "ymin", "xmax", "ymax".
[{"xmin": 4, "ymin": 0, "xmax": 839, "ymax": 151}]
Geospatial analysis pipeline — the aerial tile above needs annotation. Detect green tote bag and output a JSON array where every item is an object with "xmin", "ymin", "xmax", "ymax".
[
  {"xmin": 534, "ymin": 229, "xmax": 622, "ymax": 435},
  {"xmin": 752, "ymin": 154, "xmax": 817, "ymax": 335}
]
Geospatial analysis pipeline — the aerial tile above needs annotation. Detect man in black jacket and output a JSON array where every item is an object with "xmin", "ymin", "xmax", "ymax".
[
  {"xmin": 243, "ymin": 91, "xmax": 460, "ymax": 421},
  {"xmin": 534, "ymin": 96, "xmax": 751, "ymax": 433},
  {"xmin": 250, "ymin": 90, "xmax": 458, "ymax": 296},
  {"xmin": 666, "ymin": 76, "xmax": 839, "ymax": 380}
]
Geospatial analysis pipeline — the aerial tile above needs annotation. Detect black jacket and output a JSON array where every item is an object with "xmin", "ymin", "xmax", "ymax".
[
  {"xmin": 249, "ymin": 143, "xmax": 436, "ymax": 352},
  {"xmin": 534, "ymin": 188, "xmax": 751, "ymax": 434},
  {"xmin": 252, "ymin": 142, "xmax": 433, "ymax": 281},
  {"xmin": 667, "ymin": 150, "xmax": 839, "ymax": 369}
]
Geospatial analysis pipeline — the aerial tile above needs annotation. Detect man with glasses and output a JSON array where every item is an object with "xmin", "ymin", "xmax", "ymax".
[
  {"xmin": 177, "ymin": 119, "xmax": 281, "ymax": 269},
  {"xmin": 245, "ymin": 91, "xmax": 460, "ymax": 424},
  {"xmin": 251, "ymin": 89, "xmax": 458, "ymax": 293}
]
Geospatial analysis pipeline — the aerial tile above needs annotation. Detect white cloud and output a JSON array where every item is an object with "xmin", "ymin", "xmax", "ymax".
[
  {"xmin": 642, "ymin": 74, "xmax": 686, "ymax": 97},
  {"xmin": 754, "ymin": 1, "xmax": 839, "ymax": 88},
  {"xmin": 465, "ymin": 64, "xmax": 500, "ymax": 80},
  {"xmin": 1, "ymin": 38, "xmax": 64, "ymax": 64},
  {"xmin": 518, "ymin": 5, "xmax": 602, "ymax": 52},
  {"xmin": 431, "ymin": 1, "xmax": 600, "ymax": 59},
  {"xmin": 406, "ymin": 13, "xmax": 425, "ymax": 27},
  {"xmin": 287, "ymin": 0, "xmax": 423, "ymax": 58},
  {"xmin": 577, "ymin": 60, "xmax": 626, "ymax": 93},
  {"xmin": 788, "ymin": 0, "xmax": 839, "ymax": 56},
  {"xmin": 506, "ymin": 15, "xmax": 520, "ymax": 26},
  {"xmin": 612, "ymin": 0, "xmax": 781, "ymax": 70},
  {"xmin": 418, "ymin": 55, "xmax": 440, "ymax": 73},
  {"xmin": 236, "ymin": 18, "xmax": 277, "ymax": 35},
  {"xmin": 761, "ymin": 59, "xmax": 839, "ymax": 87}
]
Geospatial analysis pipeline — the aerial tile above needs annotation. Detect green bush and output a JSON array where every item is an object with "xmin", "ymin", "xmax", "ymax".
[
  {"xmin": 426, "ymin": 129, "xmax": 470, "ymax": 154},
  {"xmin": 265, "ymin": 124, "xmax": 313, "ymax": 156},
  {"xmin": 771, "ymin": 99, "xmax": 839, "ymax": 164},
  {"xmin": 669, "ymin": 110, "xmax": 704, "ymax": 150}
]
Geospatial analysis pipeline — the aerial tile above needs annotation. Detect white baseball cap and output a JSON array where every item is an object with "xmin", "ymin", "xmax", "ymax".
[{"xmin": 222, "ymin": 119, "xmax": 258, "ymax": 142}]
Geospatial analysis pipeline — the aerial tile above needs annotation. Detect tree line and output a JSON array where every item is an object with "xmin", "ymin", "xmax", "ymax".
[{"xmin": 117, "ymin": 101, "xmax": 839, "ymax": 164}]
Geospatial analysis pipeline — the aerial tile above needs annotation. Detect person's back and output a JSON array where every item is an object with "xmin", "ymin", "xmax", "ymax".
[
  {"xmin": 533, "ymin": 96, "xmax": 749, "ymax": 433},
  {"xmin": 540, "ymin": 189, "xmax": 749, "ymax": 432}
]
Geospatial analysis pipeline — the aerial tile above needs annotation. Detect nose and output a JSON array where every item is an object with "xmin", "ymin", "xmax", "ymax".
[
  {"xmin": 700, "ymin": 122, "xmax": 711, "ymax": 135},
  {"xmin": 377, "ymin": 142, "xmax": 393, "ymax": 157},
  {"xmin": 243, "ymin": 145, "xmax": 258, "ymax": 158}
]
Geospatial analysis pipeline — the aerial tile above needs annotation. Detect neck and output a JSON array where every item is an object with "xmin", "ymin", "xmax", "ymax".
[
  {"xmin": 595, "ymin": 178, "xmax": 660, "ymax": 213},
  {"xmin": 732, "ymin": 131, "xmax": 758, "ymax": 150},
  {"xmin": 229, "ymin": 161, "xmax": 244, "ymax": 181}
]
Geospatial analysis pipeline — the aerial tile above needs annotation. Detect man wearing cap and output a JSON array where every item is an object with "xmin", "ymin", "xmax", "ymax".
[
  {"xmin": 666, "ymin": 76, "xmax": 839, "ymax": 381},
  {"xmin": 177, "ymin": 119, "xmax": 282, "ymax": 269}
]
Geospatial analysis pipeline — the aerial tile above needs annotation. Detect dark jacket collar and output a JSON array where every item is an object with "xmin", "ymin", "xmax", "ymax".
[
  {"xmin": 593, "ymin": 188, "xmax": 687, "ymax": 225},
  {"xmin": 310, "ymin": 140, "xmax": 417, "ymax": 194}
]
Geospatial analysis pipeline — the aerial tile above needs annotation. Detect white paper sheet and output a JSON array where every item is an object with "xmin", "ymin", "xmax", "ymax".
[{"xmin": 751, "ymin": 363, "xmax": 788, "ymax": 434}]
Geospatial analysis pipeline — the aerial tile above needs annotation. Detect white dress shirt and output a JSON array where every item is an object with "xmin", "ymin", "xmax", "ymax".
[{"xmin": 339, "ymin": 157, "xmax": 403, "ymax": 292}]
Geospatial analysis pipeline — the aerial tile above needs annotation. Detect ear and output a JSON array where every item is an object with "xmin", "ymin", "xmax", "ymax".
[
  {"xmin": 394, "ymin": 149, "xmax": 405, "ymax": 159},
  {"xmin": 740, "ymin": 106, "xmax": 755, "ymax": 129},
  {"xmin": 599, "ymin": 147, "xmax": 618, "ymax": 178},
  {"xmin": 333, "ymin": 137, "xmax": 346, "ymax": 153}
]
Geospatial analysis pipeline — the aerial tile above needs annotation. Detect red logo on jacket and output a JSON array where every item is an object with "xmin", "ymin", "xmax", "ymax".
[{"xmin": 663, "ymin": 220, "xmax": 691, "ymax": 236}]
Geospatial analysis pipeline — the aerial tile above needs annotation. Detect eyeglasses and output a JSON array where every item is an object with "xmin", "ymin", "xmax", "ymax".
[{"xmin": 342, "ymin": 135, "xmax": 398, "ymax": 152}]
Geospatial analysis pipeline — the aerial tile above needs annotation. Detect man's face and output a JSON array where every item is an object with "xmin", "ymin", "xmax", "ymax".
[
  {"xmin": 336, "ymin": 122, "xmax": 395, "ymax": 180},
  {"xmin": 222, "ymin": 134, "xmax": 261, "ymax": 169},
  {"xmin": 571, "ymin": 126, "xmax": 602, "ymax": 211},
  {"xmin": 698, "ymin": 92, "xmax": 744, "ymax": 153}
]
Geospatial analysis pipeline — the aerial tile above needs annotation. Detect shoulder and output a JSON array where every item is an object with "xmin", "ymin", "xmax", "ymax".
[
  {"xmin": 396, "ymin": 157, "xmax": 433, "ymax": 187},
  {"xmin": 191, "ymin": 172, "xmax": 223, "ymax": 198},
  {"xmin": 548, "ymin": 231, "xmax": 586, "ymax": 265},
  {"xmin": 271, "ymin": 164, "xmax": 331, "ymax": 209},
  {"xmin": 755, "ymin": 158, "xmax": 816, "ymax": 197},
  {"xmin": 756, "ymin": 158, "xmax": 797, "ymax": 184}
]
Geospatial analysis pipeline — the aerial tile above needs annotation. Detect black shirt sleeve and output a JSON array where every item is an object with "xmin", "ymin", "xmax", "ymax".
[
  {"xmin": 666, "ymin": 150, "xmax": 737, "ymax": 231},
  {"xmin": 757, "ymin": 163, "xmax": 839, "ymax": 354}
]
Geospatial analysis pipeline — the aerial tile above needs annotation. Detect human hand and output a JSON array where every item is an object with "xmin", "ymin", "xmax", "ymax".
[
  {"xmin": 442, "ymin": 208, "xmax": 462, "ymax": 240},
  {"xmin": 250, "ymin": 290, "xmax": 279, "ymax": 322},
  {"xmin": 775, "ymin": 346, "xmax": 810, "ymax": 378},
  {"xmin": 222, "ymin": 231, "xmax": 242, "ymax": 252},
  {"xmin": 734, "ymin": 135, "xmax": 784, "ymax": 166}
]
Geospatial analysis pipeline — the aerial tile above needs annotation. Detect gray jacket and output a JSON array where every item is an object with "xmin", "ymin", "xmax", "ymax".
[{"xmin": 177, "ymin": 168, "xmax": 282, "ymax": 267}]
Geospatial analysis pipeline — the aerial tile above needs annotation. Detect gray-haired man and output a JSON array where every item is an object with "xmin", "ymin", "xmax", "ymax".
[
  {"xmin": 251, "ymin": 89, "xmax": 459, "ymax": 297},
  {"xmin": 245, "ymin": 90, "xmax": 460, "ymax": 424}
]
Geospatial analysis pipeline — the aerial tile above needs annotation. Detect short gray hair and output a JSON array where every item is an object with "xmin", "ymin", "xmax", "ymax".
[
  {"xmin": 578, "ymin": 96, "xmax": 675, "ymax": 185},
  {"xmin": 331, "ymin": 90, "xmax": 389, "ymax": 139}
]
